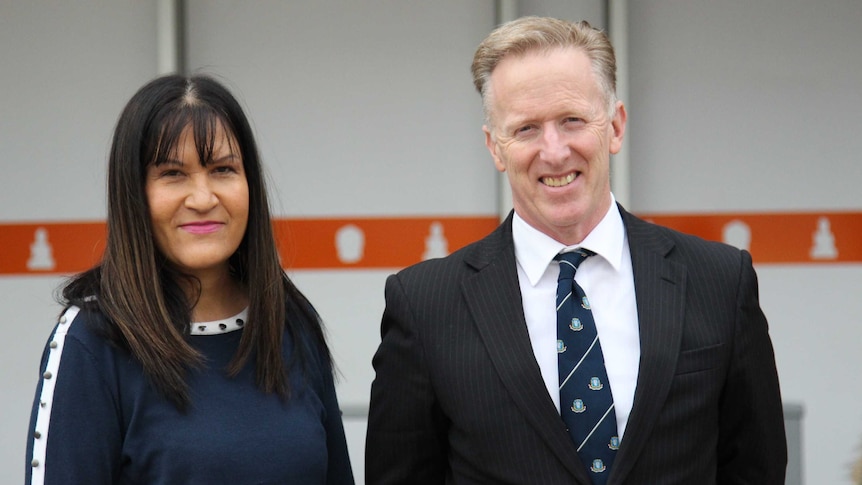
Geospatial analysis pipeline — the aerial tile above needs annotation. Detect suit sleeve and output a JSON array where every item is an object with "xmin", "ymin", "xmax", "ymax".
[
  {"xmin": 716, "ymin": 250, "xmax": 788, "ymax": 483},
  {"xmin": 25, "ymin": 322, "xmax": 123, "ymax": 484},
  {"xmin": 366, "ymin": 274, "xmax": 448, "ymax": 484}
]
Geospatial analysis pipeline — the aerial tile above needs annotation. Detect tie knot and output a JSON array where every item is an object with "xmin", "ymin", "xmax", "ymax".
[{"xmin": 555, "ymin": 249, "xmax": 594, "ymax": 281}]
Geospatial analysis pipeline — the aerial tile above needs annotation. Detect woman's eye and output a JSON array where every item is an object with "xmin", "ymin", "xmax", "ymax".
[
  {"xmin": 212, "ymin": 165, "xmax": 237, "ymax": 175},
  {"xmin": 160, "ymin": 169, "xmax": 182, "ymax": 178}
]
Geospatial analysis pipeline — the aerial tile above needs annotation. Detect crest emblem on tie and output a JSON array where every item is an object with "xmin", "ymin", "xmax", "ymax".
[
  {"xmin": 609, "ymin": 436, "xmax": 620, "ymax": 450},
  {"xmin": 571, "ymin": 399, "xmax": 586, "ymax": 413},
  {"xmin": 557, "ymin": 339, "xmax": 566, "ymax": 353},
  {"xmin": 589, "ymin": 376, "xmax": 604, "ymax": 390},
  {"xmin": 591, "ymin": 459, "xmax": 606, "ymax": 473},
  {"xmin": 581, "ymin": 296, "xmax": 591, "ymax": 310},
  {"xmin": 569, "ymin": 318, "xmax": 583, "ymax": 331}
]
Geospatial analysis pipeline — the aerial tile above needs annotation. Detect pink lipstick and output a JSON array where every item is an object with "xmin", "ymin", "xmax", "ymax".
[{"xmin": 181, "ymin": 222, "xmax": 223, "ymax": 234}]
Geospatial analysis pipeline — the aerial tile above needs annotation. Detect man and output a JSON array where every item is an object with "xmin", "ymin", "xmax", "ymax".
[{"xmin": 366, "ymin": 16, "xmax": 786, "ymax": 484}]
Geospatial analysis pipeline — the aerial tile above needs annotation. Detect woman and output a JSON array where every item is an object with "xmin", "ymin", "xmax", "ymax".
[{"xmin": 25, "ymin": 75, "xmax": 354, "ymax": 484}]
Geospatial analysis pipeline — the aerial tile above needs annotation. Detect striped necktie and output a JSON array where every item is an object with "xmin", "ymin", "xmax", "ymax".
[{"xmin": 555, "ymin": 250, "xmax": 618, "ymax": 484}]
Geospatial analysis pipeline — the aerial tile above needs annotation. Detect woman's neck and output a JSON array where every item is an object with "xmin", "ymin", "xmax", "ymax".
[{"xmin": 183, "ymin": 269, "xmax": 249, "ymax": 322}]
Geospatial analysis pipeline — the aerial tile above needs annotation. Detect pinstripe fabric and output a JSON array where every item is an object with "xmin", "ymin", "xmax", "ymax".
[{"xmin": 367, "ymin": 207, "xmax": 787, "ymax": 485}]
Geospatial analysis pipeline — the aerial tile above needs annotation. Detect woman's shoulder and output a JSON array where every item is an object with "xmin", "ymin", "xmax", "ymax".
[{"xmin": 48, "ymin": 304, "xmax": 120, "ymax": 357}]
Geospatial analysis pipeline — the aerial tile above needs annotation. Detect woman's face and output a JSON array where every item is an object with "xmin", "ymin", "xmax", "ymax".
[{"xmin": 145, "ymin": 122, "xmax": 249, "ymax": 280}]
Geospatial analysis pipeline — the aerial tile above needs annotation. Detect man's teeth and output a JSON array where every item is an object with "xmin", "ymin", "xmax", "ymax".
[{"xmin": 543, "ymin": 173, "xmax": 576, "ymax": 187}]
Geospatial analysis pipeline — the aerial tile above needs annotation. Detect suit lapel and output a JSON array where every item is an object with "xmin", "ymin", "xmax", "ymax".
[
  {"xmin": 608, "ymin": 207, "xmax": 688, "ymax": 484},
  {"xmin": 461, "ymin": 214, "xmax": 591, "ymax": 483}
]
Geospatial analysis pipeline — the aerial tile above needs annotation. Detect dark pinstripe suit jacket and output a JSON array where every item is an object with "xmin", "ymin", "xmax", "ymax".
[{"xmin": 366, "ymin": 206, "xmax": 787, "ymax": 484}]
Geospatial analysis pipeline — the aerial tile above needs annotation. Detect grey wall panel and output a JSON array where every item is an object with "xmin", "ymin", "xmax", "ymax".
[
  {"xmin": 0, "ymin": 1, "xmax": 159, "ymax": 221},
  {"xmin": 628, "ymin": 2, "xmax": 862, "ymax": 484},
  {"xmin": 627, "ymin": 0, "xmax": 862, "ymax": 213},
  {"xmin": 185, "ymin": 0, "xmax": 497, "ymax": 218},
  {"xmin": 0, "ymin": 2, "xmax": 160, "ymax": 479}
]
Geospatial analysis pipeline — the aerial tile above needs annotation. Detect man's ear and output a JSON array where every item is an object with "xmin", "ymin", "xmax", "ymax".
[{"xmin": 609, "ymin": 101, "xmax": 627, "ymax": 155}]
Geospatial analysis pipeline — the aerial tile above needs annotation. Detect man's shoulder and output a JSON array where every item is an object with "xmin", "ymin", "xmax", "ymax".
[
  {"xmin": 396, "ymin": 236, "xmax": 484, "ymax": 280},
  {"xmin": 625, "ymin": 209, "xmax": 741, "ymax": 257},
  {"xmin": 657, "ymin": 221, "xmax": 737, "ymax": 253},
  {"xmin": 624, "ymin": 212, "xmax": 748, "ymax": 280},
  {"xmin": 395, "ymin": 219, "xmax": 511, "ymax": 283}
]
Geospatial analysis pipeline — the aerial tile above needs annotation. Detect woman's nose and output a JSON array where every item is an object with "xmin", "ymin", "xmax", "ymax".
[{"xmin": 184, "ymin": 176, "xmax": 218, "ymax": 211}]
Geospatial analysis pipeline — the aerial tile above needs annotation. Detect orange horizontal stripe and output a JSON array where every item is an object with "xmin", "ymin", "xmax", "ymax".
[
  {"xmin": 0, "ymin": 222, "xmax": 107, "ymax": 276},
  {"xmin": 273, "ymin": 217, "xmax": 500, "ymax": 269},
  {"xmin": 0, "ymin": 217, "xmax": 500, "ymax": 275},
  {"xmin": 640, "ymin": 211, "xmax": 862, "ymax": 264},
  {"xmin": 1, "ymin": 211, "xmax": 859, "ymax": 276}
]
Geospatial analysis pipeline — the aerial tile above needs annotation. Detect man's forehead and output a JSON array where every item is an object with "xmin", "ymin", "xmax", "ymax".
[{"xmin": 488, "ymin": 48, "xmax": 601, "ymax": 106}]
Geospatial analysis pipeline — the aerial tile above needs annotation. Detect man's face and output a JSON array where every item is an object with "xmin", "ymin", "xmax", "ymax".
[{"xmin": 483, "ymin": 47, "xmax": 626, "ymax": 245}]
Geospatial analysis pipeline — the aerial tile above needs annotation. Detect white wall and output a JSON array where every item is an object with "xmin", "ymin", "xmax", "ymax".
[
  {"xmin": 0, "ymin": 1, "xmax": 159, "ymax": 480},
  {"xmin": 627, "ymin": 1, "xmax": 862, "ymax": 484},
  {"xmin": 0, "ymin": 2, "xmax": 159, "ymax": 222},
  {"xmin": 627, "ymin": 0, "xmax": 862, "ymax": 213},
  {"xmin": 185, "ymin": 1, "xmax": 497, "ymax": 219},
  {"xmin": 3, "ymin": 1, "xmax": 861, "ymax": 484}
]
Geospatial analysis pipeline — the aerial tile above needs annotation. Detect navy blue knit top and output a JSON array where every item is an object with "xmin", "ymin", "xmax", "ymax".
[{"xmin": 26, "ymin": 305, "xmax": 354, "ymax": 484}]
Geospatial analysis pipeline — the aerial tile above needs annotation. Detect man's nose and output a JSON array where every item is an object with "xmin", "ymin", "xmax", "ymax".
[{"xmin": 538, "ymin": 125, "xmax": 571, "ymax": 163}]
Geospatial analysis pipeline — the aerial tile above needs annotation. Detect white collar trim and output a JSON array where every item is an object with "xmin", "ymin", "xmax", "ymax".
[{"xmin": 190, "ymin": 308, "xmax": 248, "ymax": 336}]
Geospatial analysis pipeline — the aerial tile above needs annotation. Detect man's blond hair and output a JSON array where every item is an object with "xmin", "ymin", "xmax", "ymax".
[{"xmin": 471, "ymin": 16, "xmax": 618, "ymax": 123}]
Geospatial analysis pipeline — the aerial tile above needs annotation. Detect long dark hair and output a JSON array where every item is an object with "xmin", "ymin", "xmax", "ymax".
[{"xmin": 63, "ymin": 74, "xmax": 329, "ymax": 410}]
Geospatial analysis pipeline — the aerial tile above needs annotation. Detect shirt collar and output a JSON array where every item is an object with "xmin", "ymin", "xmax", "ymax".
[{"xmin": 512, "ymin": 194, "xmax": 626, "ymax": 286}]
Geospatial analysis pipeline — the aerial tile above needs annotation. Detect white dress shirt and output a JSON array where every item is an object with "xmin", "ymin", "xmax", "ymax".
[{"xmin": 512, "ymin": 195, "xmax": 640, "ymax": 439}]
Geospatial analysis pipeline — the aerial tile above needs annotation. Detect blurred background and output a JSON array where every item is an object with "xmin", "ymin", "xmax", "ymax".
[{"xmin": 3, "ymin": 1, "xmax": 861, "ymax": 483}]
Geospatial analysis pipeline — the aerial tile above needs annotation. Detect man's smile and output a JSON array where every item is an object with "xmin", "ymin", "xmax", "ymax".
[{"xmin": 541, "ymin": 172, "xmax": 577, "ymax": 187}]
